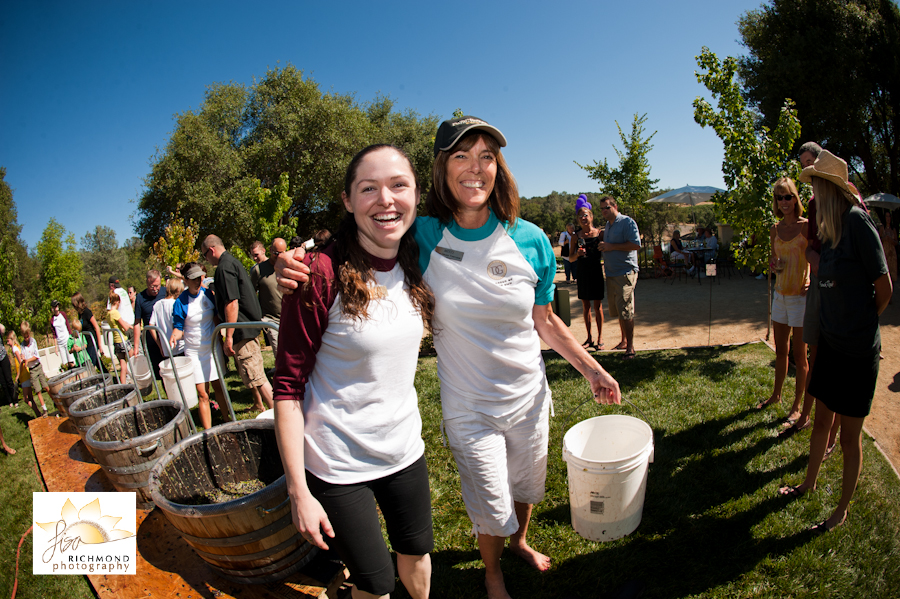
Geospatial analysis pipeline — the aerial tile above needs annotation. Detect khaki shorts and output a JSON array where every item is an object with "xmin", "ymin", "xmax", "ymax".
[
  {"xmin": 233, "ymin": 338, "xmax": 267, "ymax": 388},
  {"xmin": 607, "ymin": 272, "xmax": 637, "ymax": 320}
]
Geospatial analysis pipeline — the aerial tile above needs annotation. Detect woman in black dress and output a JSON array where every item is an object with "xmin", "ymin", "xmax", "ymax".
[
  {"xmin": 778, "ymin": 151, "xmax": 892, "ymax": 533},
  {"xmin": 570, "ymin": 206, "xmax": 604, "ymax": 349},
  {"xmin": 71, "ymin": 292, "xmax": 103, "ymax": 368}
]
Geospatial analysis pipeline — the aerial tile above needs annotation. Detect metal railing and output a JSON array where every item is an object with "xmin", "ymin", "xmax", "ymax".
[{"xmin": 212, "ymin": 321, "xmax": 279, "ymax": 423}]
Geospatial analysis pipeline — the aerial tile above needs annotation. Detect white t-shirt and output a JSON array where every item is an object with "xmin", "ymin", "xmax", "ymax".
[
  {"xmin": 51, "ymin": 313, "xmax": 70, "ymax": 344},
  {"xmin": 415, "ymin": 212, "xmax": 556, "ymax": 418},
  {"xmin": 107, "ymin": 288, "xmax": 134, "ymax": 326},
  {"xmin": 149, "ymin": 297, "xmax": 184, "ymax": 356}
]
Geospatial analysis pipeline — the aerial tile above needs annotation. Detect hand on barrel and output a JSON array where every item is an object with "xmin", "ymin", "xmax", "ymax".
[
  {"xmin": 292, "ymin": 492, "xmax": 335, "ymax": 551},
  {"xmin": 275, "ymin": 248, "xmax": 310, "ymax": 295},
  {"xmin": 590, "ymin": 369, "xmax": 621, "ymax": 405}
]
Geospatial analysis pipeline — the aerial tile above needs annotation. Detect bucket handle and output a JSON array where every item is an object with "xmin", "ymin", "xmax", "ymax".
[
  {"xmin": 560, "ymin": 396, "xmax": 651, "ymax": 435},
  {"xmin": 134, "ymin": 438, "xmax": 162, "ymax": 456},
  {"xmin": 257, "ymin": 497, "xmax": 290, "ymax": 517}
]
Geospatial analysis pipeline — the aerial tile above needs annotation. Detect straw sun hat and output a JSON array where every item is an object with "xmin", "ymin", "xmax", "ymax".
[{"xmin": 799, "ymin": 149, "xmax": 860, "ymax": 204}]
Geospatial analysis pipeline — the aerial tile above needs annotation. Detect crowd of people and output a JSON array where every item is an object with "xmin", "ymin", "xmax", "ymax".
[{"xmin": 0, "ymin": 117, "xmax": 894, "ymax": 597}]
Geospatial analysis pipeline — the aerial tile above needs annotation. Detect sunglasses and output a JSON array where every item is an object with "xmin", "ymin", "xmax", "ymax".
[{"xmin": 775, "ymin": 194, "xmax": 794, "ymax": 202}]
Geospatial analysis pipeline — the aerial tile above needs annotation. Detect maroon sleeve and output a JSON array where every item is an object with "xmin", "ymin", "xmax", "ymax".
[{"xmin": 272, "ymin": 246, "xmax": 338, "ymax": 402}]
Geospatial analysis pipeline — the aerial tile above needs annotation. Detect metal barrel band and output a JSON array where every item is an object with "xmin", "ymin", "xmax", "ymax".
[
  {"xmin": 177, "ymin": 511, "xmax": 294, "ymax": 547},
  {"xmin": 105, "ymin": 458, "xmax": 161, "ymax": 476},
  {"xmin": 109, "ymin": 478, "xmax": 151, "ymax": 490},
  {"xmin": 257, "ymin": 496, "xmax": 291, "ymax": 517},
  {"xmin": 192, "ymin": 530, "xmax": 303, "ymax": 563},
  {"xmin": 212, "ymin": 320, "xmax": 280, "ymax": 423}
]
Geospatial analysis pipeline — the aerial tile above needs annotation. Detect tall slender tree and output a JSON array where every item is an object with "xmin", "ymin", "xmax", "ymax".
[{"xmin": 693, "ymin": 47, "xmax": 802, "ymax": 271}]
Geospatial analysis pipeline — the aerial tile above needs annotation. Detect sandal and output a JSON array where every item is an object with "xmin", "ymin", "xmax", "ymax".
[
  {"xmin": 810, "ymin": 515, "xmax": 845, "ymax": 535},
  {"xmin": 780, "ymin": 419, "xmax": 812, "ymax": 437},
  {"xmin": 755, "ymin": 396, "xmax": 780, "ymax": 410},
  {"xmin": 622, "ymin": 351, "xmax": 636, "ymax": 360},
  {"xmin": 581, "ymin": 339, "xmax": 594, "ymax": 349},
  {"xmin": 778, "ymin": 484, "xmax": 807, "ymax": 498},
  {"xmin": 823, "ymin": 443, "xmax": 838, "ymax": 461}
]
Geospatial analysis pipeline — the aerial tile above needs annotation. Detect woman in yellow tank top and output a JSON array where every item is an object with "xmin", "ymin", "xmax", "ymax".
[{"xmin": 757, "ymin": 177, "xmax": 811, "ymax": 432}]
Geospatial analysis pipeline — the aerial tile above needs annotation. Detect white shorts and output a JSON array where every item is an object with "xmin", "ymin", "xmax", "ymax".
[
  {"xmin": 772, "ymin": 290, "xmax": 806, "ymax": 328},
  {"xmin": 442, "ymin": 387, "xmax": 550, "ymax": 538},
  {"xmin": 57, "ymin": 341, "xmax": 74, "ymax": 365}
]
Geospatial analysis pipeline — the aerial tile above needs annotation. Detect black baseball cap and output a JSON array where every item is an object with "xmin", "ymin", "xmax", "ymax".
[
  {"xmin": 433, "ymin": 115, "xmax": 507, "ymax": 157},
  {"xmin": 51, "ymin": 299, "xmax": 60, "ymax": 307}
]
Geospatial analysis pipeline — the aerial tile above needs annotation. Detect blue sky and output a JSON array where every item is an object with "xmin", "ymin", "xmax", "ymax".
[{"xmin": 1, "ymin": 0, "xmax": 762, "ymax": 250}]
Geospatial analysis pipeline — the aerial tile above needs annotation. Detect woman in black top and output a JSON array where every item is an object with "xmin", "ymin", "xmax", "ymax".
[
  {"xmin": 570, "ymin": 206, "xmax": 605, "ymax": 349},
  {"xmin": 778, "ymin": 151, "xmax": 892, "ymax": 534},
  {"xmin": 71, "ymin": 292, "xmax": 103, "ymax": 368}
]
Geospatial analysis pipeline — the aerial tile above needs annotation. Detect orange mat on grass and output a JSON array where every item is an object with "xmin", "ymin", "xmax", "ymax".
[{"xmin": 29, "ymin": 414, "xmax": 346, "ymax": 599}]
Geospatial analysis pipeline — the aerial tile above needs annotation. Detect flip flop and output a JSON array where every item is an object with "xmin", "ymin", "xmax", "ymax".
[
  {"xmin": 780, "ymin": 419, "xmax": 812, "ymax": 437},
  {"xmin": 622, "ymin": 351, "xmax": 636, "ymax": 360},
  {"xmin": 810, "ymin": 516, "xmax": 845, "ymax": 535},
  {"xmin": 778, "ymin": 484, "xmax": 806, "ymax": 498},
  {"xmin": 581, "ymin": 339, "xmax": 594, "ymax": 349},
  {"xmin": 823, "ymin": 443, "xmax": 838, "ymax": 461},
  {"xmin": 594, "ymin": 342, "xmax": 605, "ymax": 350}
]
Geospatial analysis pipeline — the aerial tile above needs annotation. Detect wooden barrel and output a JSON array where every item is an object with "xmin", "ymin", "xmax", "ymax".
[
  {"xmin": 149, "ymin": 419, "xmax": 317, "ymax": 584},
  {"xmin": 85, "ymin": 400, "xmax": 189, "ymax": 509},
  {"xmin": 68, "ymin": 385, "xmax": 141, "ymax": 452},
  {"xmin": 55, "ymin": 373, "xmax": 114, "ymax": 417},
  {"xmin": 48, "ymin": 367, "xmax": 89, "ymax": 412}
]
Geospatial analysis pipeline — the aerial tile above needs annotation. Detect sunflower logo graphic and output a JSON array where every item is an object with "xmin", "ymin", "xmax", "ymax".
[{"xmin": 37, "ymin": 498, "xmax": 134, "ymax": 545}]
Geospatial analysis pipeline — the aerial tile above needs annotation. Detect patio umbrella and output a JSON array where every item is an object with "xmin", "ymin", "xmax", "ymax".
[
  {"xmin": 646, "ymin": 185, "xmax": 727, "ymax": 223},
  {"xmin": 864, "ymin": 193, "xmax": 900, "ymax": 210}
]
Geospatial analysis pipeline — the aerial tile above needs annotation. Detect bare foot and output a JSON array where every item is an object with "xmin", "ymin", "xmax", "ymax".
[
  {"xmin": 485, "ymin": 570, "xmax": 512, "ymax": 599},
  {"xmin": 509, "ymin": 543, "xmax": 551, "ymax": 572},
  {"xmin": 756, "ymin": 395, "xmax": 780, "ymax": 410},
  {"xmin": 613, "ymin": 340, "xmax": 628, "ymax": 350},
  {"xmin": 2, "ymin": 444, "xmax": 15, "ymax": 455}
]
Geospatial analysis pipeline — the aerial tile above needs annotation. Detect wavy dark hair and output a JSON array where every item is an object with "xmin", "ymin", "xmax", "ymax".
[
  {"xmin": 425, "ymin": 131, "xmax": 519, "ymax": 226},
  {"xmin": 303, "ymin": 144, "xmax": 434, "ymax": 328}
]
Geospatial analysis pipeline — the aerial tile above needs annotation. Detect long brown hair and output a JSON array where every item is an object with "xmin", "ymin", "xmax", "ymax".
[
  {"xmin": 425, "ymin": 132, "xmax": 520, "ymax": 226},
  {"xmin": 304, "ymin": 145, "xmax": 434, "ymax": 328},
  {"xmin": 71, "ymin": 292, "xmax": 87, "ymax": 314}
]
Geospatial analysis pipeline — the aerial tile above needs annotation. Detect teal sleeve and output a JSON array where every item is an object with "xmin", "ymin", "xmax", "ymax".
[
  {"xmin": 413, "ymin": 216, "xmax": 446, "ymax": 276},
  {"xmin": 508, "ymin": 219, "xmax": 557, "ymax": 306}
]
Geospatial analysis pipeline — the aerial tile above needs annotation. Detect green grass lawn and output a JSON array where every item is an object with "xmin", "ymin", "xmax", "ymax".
[{"xmin": 2, "ymin": 343, "xmax": 899, "ymax": 598}]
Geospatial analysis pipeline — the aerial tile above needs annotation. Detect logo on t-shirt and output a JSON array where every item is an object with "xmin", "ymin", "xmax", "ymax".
[{"xmin": 487, "ymin": 261, "xmax": 507, "ymax": 280}]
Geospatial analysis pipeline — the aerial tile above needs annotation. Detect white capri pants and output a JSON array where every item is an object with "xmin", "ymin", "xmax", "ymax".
[{"xmin": 443, "ymin": 387, "xmax": 550, "ymax": 538}]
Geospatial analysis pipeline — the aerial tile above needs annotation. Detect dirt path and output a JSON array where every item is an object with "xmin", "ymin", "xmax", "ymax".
[{"xmin": 548, "ymin": 269, "xmax": 900, "ymax": 474}]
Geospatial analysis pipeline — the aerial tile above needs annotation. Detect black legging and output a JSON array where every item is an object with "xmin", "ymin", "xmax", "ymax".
[{"xmin": 0, "ymin": 355, "xmax": 17, "ymax": 405}]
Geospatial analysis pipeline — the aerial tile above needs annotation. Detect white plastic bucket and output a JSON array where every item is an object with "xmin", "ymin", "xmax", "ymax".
[
  {"xmin": 562, "ymin": 415, "xmax": 654, "ymax": 542},
  {"xmin": 159, "ymin": 357, "xmax": 198, "ymax": 410},
  {"xmin": 132, "ymin": 354, "xmax": 154, "ymax": 396}
]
